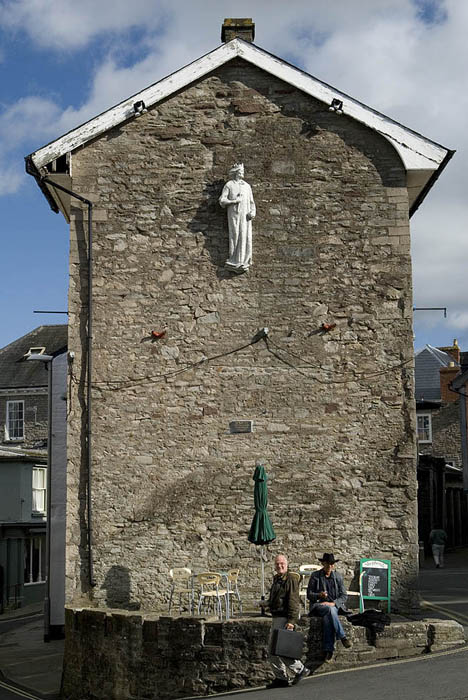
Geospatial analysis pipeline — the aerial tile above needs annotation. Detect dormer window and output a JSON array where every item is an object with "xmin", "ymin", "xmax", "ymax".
[{"xmin": 23, "ymin": 347, "xmax": 46, "ymax": 358}]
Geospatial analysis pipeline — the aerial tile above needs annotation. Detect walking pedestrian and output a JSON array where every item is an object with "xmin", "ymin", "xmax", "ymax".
[
  {"xmin": 429, "ymin": 525, "xmax": 448, "ymax": 568},
  {"xmin": 262, "ymin": 554, "xmax": 310, "ymax": 688}
]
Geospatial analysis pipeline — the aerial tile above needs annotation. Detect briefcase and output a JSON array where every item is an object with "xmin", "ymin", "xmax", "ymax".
[{"xmin": 272, "ymin": 628, "xmax": 304, "ymax": 659}]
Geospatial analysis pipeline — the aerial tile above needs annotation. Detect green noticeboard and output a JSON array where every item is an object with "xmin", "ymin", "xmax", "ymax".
[{"xmin": 359, "ymin": 558, "xmax": 391, "ymax": 612}]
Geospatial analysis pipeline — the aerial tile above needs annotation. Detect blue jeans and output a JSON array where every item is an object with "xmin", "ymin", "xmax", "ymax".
[{"xmin": 310, "ymin": 604, "xmax": 345, "ymax": 651}]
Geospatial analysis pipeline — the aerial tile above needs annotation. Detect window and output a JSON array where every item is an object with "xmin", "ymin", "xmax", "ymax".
[
  {"xmin": 417, "ymin": 413, "xmax": 432, "ymax": 443},
  {"xmin": 5, "ymin": 400, "xmax": 24, "ymax": 441},
  {"xmin": 32, "ymin": 467, "xmax": 47, "ymax": 514},
  {"xmin": 24, "ymin": 535, "xmax": 46, "ymax": 584}
]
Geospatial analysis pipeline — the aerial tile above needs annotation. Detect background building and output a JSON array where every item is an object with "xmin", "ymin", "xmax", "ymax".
[
  {"xmin": 0, "ymin": 447, "xmax": 47, "ymax": 610},
  {"xmin": 415, "ymin": 340, "xmax": 468, "ymax": 551},
  {"xmin": 0, "ymin": 325, "xmax": 67, "ymax": 450},
  {"xmin": 0, "ymin": 325, "xmax": 67, "ymax": 620}
]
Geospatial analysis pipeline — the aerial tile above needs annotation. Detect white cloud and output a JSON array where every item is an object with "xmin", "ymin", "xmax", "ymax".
[
  {"xmin": 0, "ymin": 96, "xmax": 61, "ymax": 195},
  {"xmin": 1, "ymin": 0, "xmax": 467, "ymax": 350},
  {"xmin": 0, "ymin": 163, "xmax": 23, "ymax": 195},
  {"xmin": 2, "ymin": 0, "xmax": 167, "ymax": 50},
  {"xmin": 451, "ymin": 312, "xmax": 468, "ymax": 331},
  {"xmin": 412, "ymin": 199, "xmax": 468, "ymax": 303},
  {"xmin": 0, "ymin": 96, "xmax": 61, "ymax": 146},
  {"xmin": 1, "ymin": 0, "xmax": 417, "ymax": 54},
  {"xmin": 411, "ymin": 195, "xmax": 468, "ymax": 348},
  {"xmin": 4, "ymin": 2, "xmax": 465, "ymax": 193}
]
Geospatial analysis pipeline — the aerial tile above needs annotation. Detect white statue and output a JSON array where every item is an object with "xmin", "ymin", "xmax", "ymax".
[{"xmin": 219, "ymin": 163, "xmax": 256, "ymax": 274}]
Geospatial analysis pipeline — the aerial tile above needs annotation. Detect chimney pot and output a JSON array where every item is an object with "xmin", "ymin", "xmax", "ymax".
[
  {"xmin": 437, "ymin": 341, "xmax": 461, "ymax": 364},
  {"xmin": 221, "ymin": 18, "xmax": 255, "ymax": 43}
]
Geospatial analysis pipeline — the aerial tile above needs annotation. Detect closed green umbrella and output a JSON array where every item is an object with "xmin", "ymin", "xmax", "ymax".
[{"xmin": 248, "ymin": 465, "xmax": 276, "ymax": 605}]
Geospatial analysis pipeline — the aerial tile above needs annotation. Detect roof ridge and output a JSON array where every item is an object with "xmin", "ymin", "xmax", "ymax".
[
  {"xmin": 0, "ymin": 324, "xmax": 68, "ymax": 355},
  {"xmin": 425, "ymin": 344, "xmax": 459, "ymax": 367},
  {"xmin": 27, "ymin": 38, "xmax": 451, "ymax": 200}
]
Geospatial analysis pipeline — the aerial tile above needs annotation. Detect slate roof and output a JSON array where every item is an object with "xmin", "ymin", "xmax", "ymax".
[
  {"xmin": 415, "ymin": 344, "xmax": 459, "ymax": 402},
  {"xmin": 0, "ymin": 325, "xmax": 67, "ymax": 389}
]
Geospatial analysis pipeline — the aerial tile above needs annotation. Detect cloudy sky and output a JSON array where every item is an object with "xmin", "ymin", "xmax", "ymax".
[{"xmin": 0, "ymin": 0, "xmax": 466, "ymax": 353}]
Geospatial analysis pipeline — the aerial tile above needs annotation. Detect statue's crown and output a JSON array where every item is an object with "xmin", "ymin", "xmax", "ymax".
[{"xmin": 230, "ymin": 162, "xmax": 244, "ymax": 173}]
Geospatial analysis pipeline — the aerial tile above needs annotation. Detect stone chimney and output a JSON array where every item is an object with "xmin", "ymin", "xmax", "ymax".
[
  {"xmin": 438, "ymin": 339, "xmax": 460, "ymax": 364},
  {"xmin": 221, "ymin": 18, "xmax": 255, "ymax": 43},
  {"xmin": 440, "ymin": 362, "xmax": 460, "ymax": 403}
]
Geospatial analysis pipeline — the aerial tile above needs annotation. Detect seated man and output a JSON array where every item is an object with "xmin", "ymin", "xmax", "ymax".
[{"xmin": 307, "ymin": 552, "xmax": 352, "ymax": 662}]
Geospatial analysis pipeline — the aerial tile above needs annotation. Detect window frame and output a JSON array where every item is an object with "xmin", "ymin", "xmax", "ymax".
[
  {"xmin": 32, "ymin": 466, "xmax": 47, "ymax": 515},
  {"xmin": 5, "ymin": 400, "xmax": 25, "ymax": 442},
  {"xmin": 417, "ymin": 412, "xmax": 432, "ymax": 443}
]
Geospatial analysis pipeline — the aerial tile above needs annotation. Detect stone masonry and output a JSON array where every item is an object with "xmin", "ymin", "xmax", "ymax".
[
  {"xmin": 65, "ymin": 59, "xmax": 418, "ymax": 612},
  {"xmin": 61, "ymin": 607, "xmax": 465, "ymax": 700}
]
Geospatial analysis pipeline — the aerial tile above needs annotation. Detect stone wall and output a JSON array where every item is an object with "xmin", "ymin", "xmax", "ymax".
[
  {"xmin": 66, "ymin": 59, "xmax": 418, "ymax": 611},
  {"xmin": 61, "ymin": 607, "xmax": 465, "ymax": 700}
]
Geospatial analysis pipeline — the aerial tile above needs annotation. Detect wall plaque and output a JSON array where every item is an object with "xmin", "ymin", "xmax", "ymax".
[{"xmin": 229, "ymin": 420, "xmax": 253, "ymax": 434}]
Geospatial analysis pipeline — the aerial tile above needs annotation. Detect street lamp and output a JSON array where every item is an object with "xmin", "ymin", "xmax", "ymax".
[{"xmin": 27, "ymin": 353, "xmax": 53, "ymax": 642}]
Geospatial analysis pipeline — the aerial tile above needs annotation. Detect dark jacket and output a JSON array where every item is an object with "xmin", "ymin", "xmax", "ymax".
[
  {"xmin": 268, "ymin": 572, "xmax": 300, "ymax": 625},
  {"xmin": 306, "ymin": 569, "xmax": 348, "ymax": 611},
  {"xmin": 429, "ymin": 528, "xmax": 447, "ymax": 546}
]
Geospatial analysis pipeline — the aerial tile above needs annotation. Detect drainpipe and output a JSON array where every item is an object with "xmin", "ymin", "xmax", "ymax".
[{"xmin": 25, "ymin": 161, "xmax": 96, "ymax": 588}]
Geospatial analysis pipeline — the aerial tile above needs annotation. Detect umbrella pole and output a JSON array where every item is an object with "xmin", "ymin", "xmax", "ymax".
[{"xmin": 260, "ymin": 546, "xmax": 266, "ymax": 616}]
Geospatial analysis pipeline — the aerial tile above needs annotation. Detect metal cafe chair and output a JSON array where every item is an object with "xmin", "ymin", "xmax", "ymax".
[
  {"xmin": 196, "ymin": 572, "xmax": 228, "ymax": 620},
  {"xmin": 298, "ymin": 564, "xmax": 321, "ymax": 614},
  {"xmin": 227, "ymin": 569, "xmax": 243, "ymax": 615},
  {"xmin": 168, "ymin": 567, "xmax": 192, "ymax": 614}
]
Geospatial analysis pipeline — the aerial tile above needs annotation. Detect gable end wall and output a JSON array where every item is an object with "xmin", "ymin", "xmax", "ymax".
[{"xmin": 66, "ymin": 60, "xmax": 417, "ymax": 611}]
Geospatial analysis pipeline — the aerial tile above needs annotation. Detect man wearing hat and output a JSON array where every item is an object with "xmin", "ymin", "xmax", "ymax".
[{"xmin": 307, "ymin": 553, "xmax": 351, "ymax": 662}]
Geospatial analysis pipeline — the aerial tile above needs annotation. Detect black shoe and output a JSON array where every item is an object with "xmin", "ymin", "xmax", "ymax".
[
  {"xmin": 341, "ymin": 637, "xmax": 352, "ymax": 648},
  {"xmin": 292, "ymin": 667, "xmax": 310, "ymax": 685},
  {"xmin": 266, "ymin": 678, "xmax": 290, "ymax": 688},
  {"xmin": 323, "ymin": 651, "xmax": 333, "ymax": 663}
]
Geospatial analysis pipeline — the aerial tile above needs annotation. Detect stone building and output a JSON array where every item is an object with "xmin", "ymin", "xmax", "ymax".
[
  {"xmin": 415, "ymin": 341, "xmax": 468, "ymax": 551},
  {"xmin": 0, "ymin": 325, "xmax": 67, "ymax": 615},
  {"xmin": 26, "ymin": 20, "xmax": 453, "ymax": 614},
  {"xmin": 415, "ymin": 341, "xmax": 462, "ymax": 467},
  {"xmin": 0, "ymin": 325, "xmax": 67, "ymax": 450}
]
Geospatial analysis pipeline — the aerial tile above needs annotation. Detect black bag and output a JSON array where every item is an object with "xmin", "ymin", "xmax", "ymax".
[
  {"xmin": 347, "ymin": 609, "xmax": 391, "ymax": 634},
  {"xmin": 272, "ymin": 628, "xmax": 304, "ymax": 659}
]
